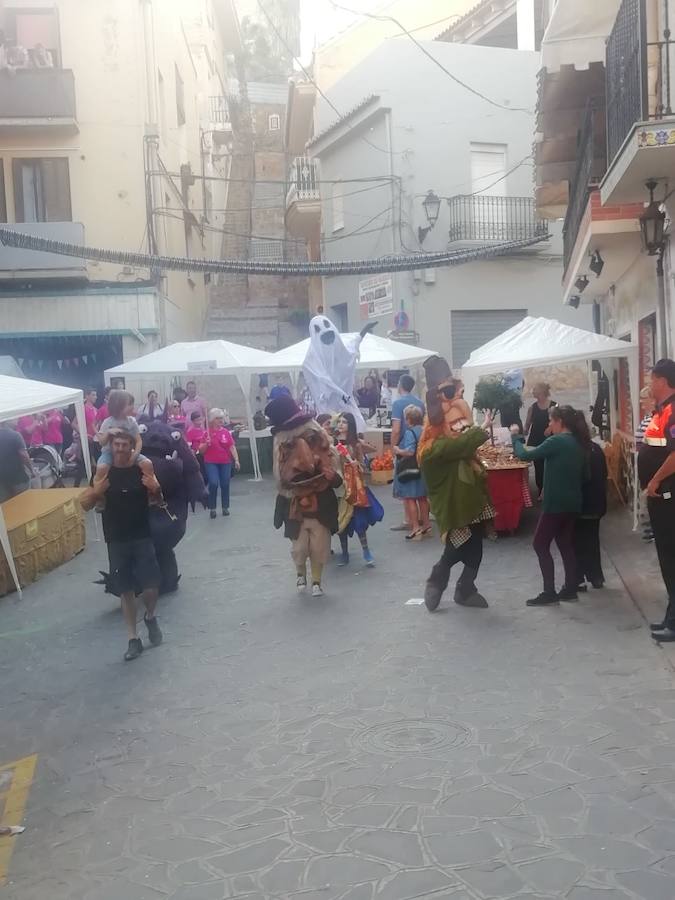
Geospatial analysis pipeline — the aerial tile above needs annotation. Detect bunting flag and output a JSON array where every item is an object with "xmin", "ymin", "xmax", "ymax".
[{"xmin": 57, "ymin": 360, "xmax": 63, "ymax": 369}]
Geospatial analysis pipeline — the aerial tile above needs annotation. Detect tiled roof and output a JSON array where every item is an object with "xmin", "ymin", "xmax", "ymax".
[
  {"xmin": 435, "ymin": 0, "xmax": 509, "ymax": 42},
  {"xmin": 306, "ymin": 94, "xmax": 380, "ymax": 150}
]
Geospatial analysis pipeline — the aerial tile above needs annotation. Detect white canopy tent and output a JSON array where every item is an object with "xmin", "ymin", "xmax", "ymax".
[
  {"xmin": 0, "ymin": 375, "xmax": 93, "ymax": 596},
  {"xmin": 105, "ymin": 340, "xmax": 276, "ymax": 480},
  {"xmin": 461, "ymin": 316, "xmax": 640, "ymax": 527},
  {"xmin": 264, "ymin": 332, "xmax": 438, "ymax": 375}
]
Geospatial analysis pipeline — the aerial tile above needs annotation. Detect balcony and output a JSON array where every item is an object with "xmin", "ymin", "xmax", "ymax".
[
  {"xmin": 0, "ymin": 69, "xmax": 77, "ymax": 133},
  {"xmin": 206, "ymin": 96, "xmax": 231, "ymax": 144},
  {"xmin": 447, "ymin": 195, "xmax": 547, "ymax": 246},
  {"xmin": 285, "ymin": 156, "xmax": 321, "ymax": 240},
  {"xmin": 562, "ymin": 98, "xmax": 607, "ymax": 274},
  {"xmin": 0, "ymin": 222, "xmax": 87, "ymax": 281},
  {"xmin": 601, "ymin": 0, "xmax": 675, "ymax": 204}
]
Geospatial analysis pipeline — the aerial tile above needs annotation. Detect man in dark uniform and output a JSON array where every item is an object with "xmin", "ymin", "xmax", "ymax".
[
  {"xmin": 80, "ymin": 430, "xmax": 163, "ymax": 660},
  {"xmin": 637, "ymin": 359, "xmax": 675, "ymax": 642}
]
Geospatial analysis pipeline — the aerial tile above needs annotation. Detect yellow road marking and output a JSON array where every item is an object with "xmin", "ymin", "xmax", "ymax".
[{"xmin": 0, "ymin": 754, "xmax": 37, "ymax": 885}]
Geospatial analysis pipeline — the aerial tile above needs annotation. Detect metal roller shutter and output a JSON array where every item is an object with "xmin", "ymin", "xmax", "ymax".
[{"xmin": 451, "ymin": 309, "xmax": 527, "ymax": 368}]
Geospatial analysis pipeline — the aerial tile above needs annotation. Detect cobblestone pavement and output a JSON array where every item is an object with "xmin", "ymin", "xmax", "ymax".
[{"xmin": 2, "ymin": 481, "xmax": 675, "ymax": 900}]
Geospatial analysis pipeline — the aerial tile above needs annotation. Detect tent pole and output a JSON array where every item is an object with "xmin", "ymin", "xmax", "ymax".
[
  {"xmin": 237, "ymin": 374, "xmax": 262, "ymax": 482},
  {"xmin": 0, "ymin": 507, "xmax": 22, "ymax": 597}
]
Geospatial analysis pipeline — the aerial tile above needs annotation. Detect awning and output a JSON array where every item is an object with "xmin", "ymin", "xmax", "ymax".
[{"xmin": 540, "ymin": 0, "xmax": 621, "ymax": 73}]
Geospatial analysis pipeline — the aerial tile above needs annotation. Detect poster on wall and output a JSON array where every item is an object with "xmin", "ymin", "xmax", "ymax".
[{"xmin": 359, "ymin": 275, "xmax": 393, "ymax": 320}]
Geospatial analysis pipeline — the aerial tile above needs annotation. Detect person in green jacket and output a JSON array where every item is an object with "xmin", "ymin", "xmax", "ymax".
[
  {"xmin": 511, "ymin": 405, "xmax": 589, "ymax": 605},
  {"xmin": 419, "ymin": 377, "xmax": 494, "ymax": 612}
]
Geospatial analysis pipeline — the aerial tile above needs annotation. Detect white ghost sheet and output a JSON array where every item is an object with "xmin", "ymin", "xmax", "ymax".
[{"xmin": 302, "ymin": 315, "xmax": 366, "ymax": 431}]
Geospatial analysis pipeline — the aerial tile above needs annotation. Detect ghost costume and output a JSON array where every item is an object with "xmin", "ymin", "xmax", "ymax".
[{"xmin": 303, "ymin": 316, "xmax": 367, "ymax": 432}]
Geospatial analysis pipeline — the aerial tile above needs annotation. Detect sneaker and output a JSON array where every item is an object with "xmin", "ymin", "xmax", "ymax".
[
  {"xmin": 209, "ymin": 509, "xmax": 217, "ymax": 520},
  {"xmin": 296, "ymin": 575, "xmax": 307, "ymax": 593},
  {"xmin": 557, "ymin": 586, "xmax": 579, "ymax": 602},
  {"xmin": 337, "ymin": 551, "xmax": 350, "ymax": 566},
  {"xmin": 590, "ymin": 579, "xmax": 605, "ymax": 589},
  {"xmin": 312, "ymin": 583, "xmax": 324, "ymax": 597},
  {"xmin": 144, "ymin": 615, "xmax": 163, "ymax": 646},
  {"xmin": 526, "ymin": 592, "xmax": 559, "ymax": 606},
  {"xmin": 222, "ymin": 508, "xmax": 230, "ymax": 517},
  {"xmin": 363, "ymin": 549, "xmax": 375, "ymax": 567},
  {"xmin": 650, "ymin": 621, "xmax": 667, "ymax": 632},
  {"xmin": 124, "ymin": 638, "xmax": 143, "ymax": 661}
]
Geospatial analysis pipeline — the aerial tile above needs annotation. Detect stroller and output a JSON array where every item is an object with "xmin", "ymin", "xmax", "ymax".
[{"xmin": 28, "ymin": 445, "xmax": 65, "ymax": 489}]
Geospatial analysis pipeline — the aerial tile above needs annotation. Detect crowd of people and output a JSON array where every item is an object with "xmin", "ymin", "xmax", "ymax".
[{"xmin": 4, "ymin": 356, "xmax": 675, "ymax": 661}]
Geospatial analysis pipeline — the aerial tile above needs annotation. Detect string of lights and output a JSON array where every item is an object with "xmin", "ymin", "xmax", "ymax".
[{"xmin": 0, "ymin": 226, "xmax": 550, "ymax": 278}]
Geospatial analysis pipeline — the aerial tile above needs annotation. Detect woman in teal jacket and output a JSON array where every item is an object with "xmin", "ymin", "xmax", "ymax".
[{"xmin": 512, "ymin": 405, "xmax": 588, "ymax": 605}]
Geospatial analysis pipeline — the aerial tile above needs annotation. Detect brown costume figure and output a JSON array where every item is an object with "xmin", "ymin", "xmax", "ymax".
[{"xmin": 267, "ymin": 396, "xmax": 343, "ymax": 597}]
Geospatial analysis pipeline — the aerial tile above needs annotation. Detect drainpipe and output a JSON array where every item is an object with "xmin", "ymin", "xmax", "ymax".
[
  {"xmin": 657, "ymin": 246, "xmax": 668, "ymax": 357},
  {"xmin": 140, "ymin": 0, "xmax": 167, "ymax": 345},
  {"xmin": 385, "ymin": 109, "xmax": 401, "ymax": 331}
]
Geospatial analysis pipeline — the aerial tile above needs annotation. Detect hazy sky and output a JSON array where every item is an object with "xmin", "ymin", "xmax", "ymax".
[{"xmin": 299, "ymin": 0, "xmax": 380, "ymax": 61}]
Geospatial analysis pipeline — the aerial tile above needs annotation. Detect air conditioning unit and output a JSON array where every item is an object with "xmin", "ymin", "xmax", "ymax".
[{"xmin": 423, "ymin": 269, "xmax": 436, "ymax": 284}]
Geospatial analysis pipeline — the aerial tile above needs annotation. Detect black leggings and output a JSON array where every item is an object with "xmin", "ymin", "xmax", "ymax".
[
  {"xmin": 574, "ymin": 517, "xmax": 604, "ymax": 586},
  {"xmin": 533, "ymin": 512, "xmax": 576, "ymax": 594}
]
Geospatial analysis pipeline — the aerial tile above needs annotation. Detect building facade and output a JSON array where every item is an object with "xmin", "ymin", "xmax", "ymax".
[
  {"xmin": 0, "ymin": 0, "xmax": 241, "ymax": 392},
  {"xmin": 288, "ymin": 34, "xmax": 591, "ymax": 369},
  {"xmin": 536, "ymin": 0, "xmax": 675, "ymax": 438}
]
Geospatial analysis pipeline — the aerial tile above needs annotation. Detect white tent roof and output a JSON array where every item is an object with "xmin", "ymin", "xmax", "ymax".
[
  {"xmin": 264, "ymin": 333, "xmax": 438, "ymax": 373},
  {"xmin": 0, "ymin": 374, "xmax": 84, "ymax": 421},
  {"xmin": 462, "ymin": 316, "xmax": 637, "ymax": 378},
  {"xmin": 104, "ymin": 340, "xmax": 275, "ymax": 377}
]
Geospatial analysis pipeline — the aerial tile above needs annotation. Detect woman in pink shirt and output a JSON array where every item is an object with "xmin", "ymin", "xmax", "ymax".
[
  {"xmin": 202, "ymin": 408, "xmax": 240, "ymax": 519},
  {"xmin": 44, "ymin": 408, "xmax": 66, "ymax": 456}
]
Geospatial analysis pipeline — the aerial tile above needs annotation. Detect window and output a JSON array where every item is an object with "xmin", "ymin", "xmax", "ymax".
[
  {"xmin": 470, "ymin": 142, "xmax": 507, "ymax": 196},
  {"xmin": 12, "ymin": 158, "xmax": 71, "ymax": 222},
  {"xmin": 249, "ymin": 238, "xmax": 283, "ymax": 261},
  {"xmin": 175, "ymin": 64, "xmax": 185, "ymax": 126},
  {"xmin": 3, "ymin": 8, "xmax": 61, "ymax": 66},
  {"xmin": 0, "ymin": 162, "xmax": 6, "ymax": 223},
  {"xmin": 331, "ymin": 303, "xmax": 348, "ymax": 332},
  {"xmin": 331, "ymin": 181, "xmax": 344, "ymax": 233},
  {"xmin": 268, "ymin": 113, "xmax": 281, "ymax": 131}
]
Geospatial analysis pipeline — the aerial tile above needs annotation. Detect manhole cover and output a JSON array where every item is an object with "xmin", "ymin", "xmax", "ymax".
[{"xmin": 356, "ymin": 718, "xmax": 470, "ymax": 754}]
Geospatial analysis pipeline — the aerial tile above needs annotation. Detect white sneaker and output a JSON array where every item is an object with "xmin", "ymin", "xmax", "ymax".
[
  {"xmin": 312, "ymin": 583, "xmax": 324, "ymax": 597},
  {"xmin": 297, "ymin": 576, "xmax": 307, "ymax": 594}
]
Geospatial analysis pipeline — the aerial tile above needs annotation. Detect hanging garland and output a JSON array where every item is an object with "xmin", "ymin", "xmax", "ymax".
[{"xmin": 0, "ymin": 226, "xmax": 550, "ymax": 278}]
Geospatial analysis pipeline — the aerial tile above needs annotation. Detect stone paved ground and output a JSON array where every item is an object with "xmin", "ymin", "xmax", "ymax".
[{"xmin": 2, "ymin": 480, "xmax": 675, "ymax": 900}]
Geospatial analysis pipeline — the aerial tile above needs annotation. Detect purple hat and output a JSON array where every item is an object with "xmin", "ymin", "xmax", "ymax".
[{"xmin": 265, "ymin": 395, "xmax": 314, "ymax": 434}]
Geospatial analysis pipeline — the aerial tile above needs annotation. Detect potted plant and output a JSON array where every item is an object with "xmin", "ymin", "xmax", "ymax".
[{"xmin": 472, "ymin": 376, "xmax": 522, "ymax": 445}]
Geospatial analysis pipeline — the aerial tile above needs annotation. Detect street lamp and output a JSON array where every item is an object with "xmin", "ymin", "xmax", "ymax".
[
  {"xmin": 640, "ymin": 179, "xmax": 668, "ymax": 356},
  {"xmin": 418, "ymin": 190, "xmax": 441, "ymax": 244},
  {"xmin": 639, "ymin": 179, "xmax": 666, "ymax": 255}
]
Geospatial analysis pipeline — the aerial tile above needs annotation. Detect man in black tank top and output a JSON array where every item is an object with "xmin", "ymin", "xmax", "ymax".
[{"xmin": 80, "ymin": 430, "xmax": 163, "ymax": 660}]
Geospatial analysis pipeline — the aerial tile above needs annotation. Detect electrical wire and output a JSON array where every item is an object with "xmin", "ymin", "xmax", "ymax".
[
  {"xmin": 0, "ymin": 225, "xmax": 551, "ymax": 277},
  {"xmin": 255, "ymin": 0, "xmax": 409, "ymax": 157},
  {"xmin": 328, "ymin": 0, "xmax": 533, "ymax": 115},
  {"xmin": 154, "ymin": 204, "xmax": 396, "ymax": 243},
  {"xmin": 149, "ymin": 169, "xmax": 397, "ymax": 187}
]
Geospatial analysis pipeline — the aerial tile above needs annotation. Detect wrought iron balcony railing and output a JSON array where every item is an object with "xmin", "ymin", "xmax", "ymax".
[
  {"xmin": 447, "ymin": 195, "xmax": 547, "ymax": 245},
  {"xmin": 286, "ymin": 156, "xmax": 320, "ymax": 206},
  {"xmin": 563, "ymin": 98, "xmax": 605, "ymax": 273},
  {"xmin": 208, "ymin": 95, "xmax": 230, "ymax": 126},
  {"xmin": 606, "ymin": 0, "xmax": 675, "ymax": 163}
]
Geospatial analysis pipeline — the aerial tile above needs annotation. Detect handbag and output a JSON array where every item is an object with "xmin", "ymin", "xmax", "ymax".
[{"xmin": 396, "ymin": 431, "xmax": 421, "ymax": 483}]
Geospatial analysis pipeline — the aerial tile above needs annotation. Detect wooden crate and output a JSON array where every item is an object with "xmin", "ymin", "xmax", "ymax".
[{"xmin": 369, "ymin": 468, "xmax": 394, "ymax": 486}]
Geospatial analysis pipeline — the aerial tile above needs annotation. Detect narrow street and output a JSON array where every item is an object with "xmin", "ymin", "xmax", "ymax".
[{"xmin": 2, "ymin": 482, "xmax": 675, "ymax": 900}]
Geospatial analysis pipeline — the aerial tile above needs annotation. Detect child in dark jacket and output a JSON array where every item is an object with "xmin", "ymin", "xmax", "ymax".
[{"xmin": 575, "ymin": 436, "xmax": 608, "ymax": 590}]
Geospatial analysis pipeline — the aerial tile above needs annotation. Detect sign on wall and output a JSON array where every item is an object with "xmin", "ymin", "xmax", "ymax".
[{"xmin": 359, "ymin": 275, "xmax": 393, "ymax": 320}]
